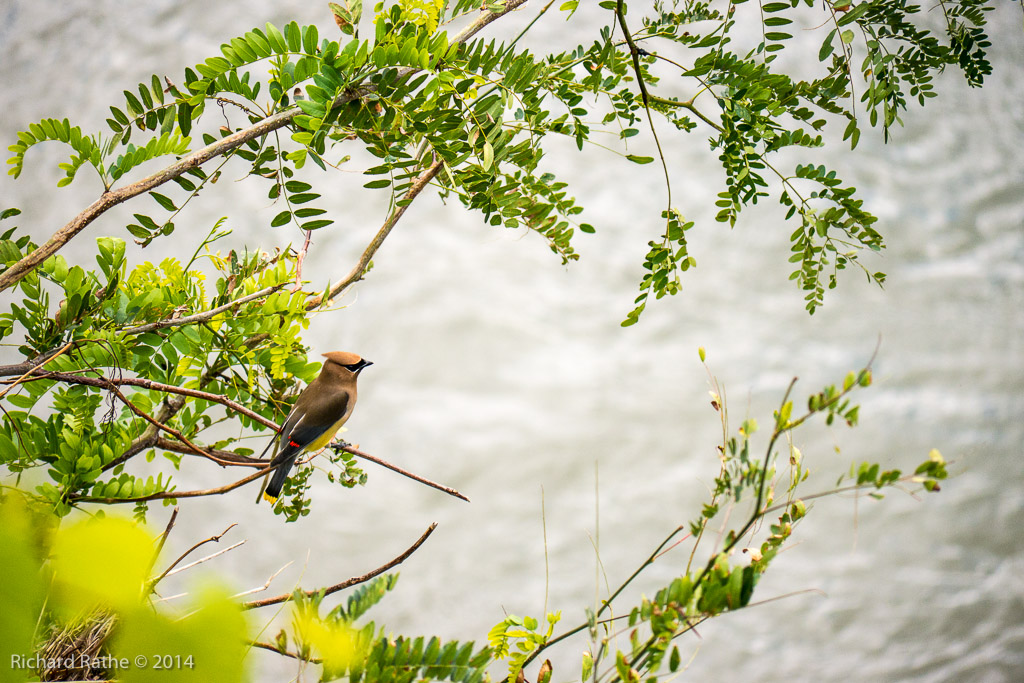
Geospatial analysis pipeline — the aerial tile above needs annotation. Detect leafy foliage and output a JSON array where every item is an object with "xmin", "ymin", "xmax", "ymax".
[
  {"xmin": 0, "ymin": 0, "xmax": 1002, "ymax": 680},
  {"xmin": 489, "ymin": 357, "xmax": 948, "ymax": 683}
]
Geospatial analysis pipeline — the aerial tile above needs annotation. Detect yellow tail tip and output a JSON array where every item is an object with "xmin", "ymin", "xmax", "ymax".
[{"xmin": 263, "ymin": 492, "xmax": 278, "ymax": 504}]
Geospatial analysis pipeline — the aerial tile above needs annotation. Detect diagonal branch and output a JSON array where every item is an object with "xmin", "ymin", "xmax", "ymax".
[
  {"xmin": 305, "ymin": 159, "xmax": 444, "ymax": 309},
  {"xmin": 151, "ymin": 522, "xmax": 239, "ymax": 587},
  {"xmin": 0, "ymin": 0, "xmax": 530, "ymax": 294},
  {"xmin": 338, "ymin": 442, "xmax": 469, "ymax": 502},
  {"xmin": 121, "ymin": 283, "xmax": 285, "ymax": 335},
  {"xmin": 242, "ymin": 522, "xmax": 437, "ymax": 610}
]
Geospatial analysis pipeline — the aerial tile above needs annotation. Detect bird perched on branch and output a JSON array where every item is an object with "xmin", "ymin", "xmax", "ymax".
[{"xmin": 257, "ymin": 351, "xmax": 372, "ymax": 505}]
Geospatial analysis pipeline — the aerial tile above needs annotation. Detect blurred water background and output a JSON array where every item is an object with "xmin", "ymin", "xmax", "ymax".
[{"xmin": 1, "ymin": 1, "xmax": 1022, "ymax": 681}]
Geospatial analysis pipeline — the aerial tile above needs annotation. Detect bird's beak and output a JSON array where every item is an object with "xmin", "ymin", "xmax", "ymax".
[{"xmin": 356, "ymin": 359, "xmax": 373, "ymax": 373}]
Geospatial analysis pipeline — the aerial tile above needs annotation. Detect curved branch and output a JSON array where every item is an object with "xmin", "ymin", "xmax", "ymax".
[
  {"xmin": 242, "ymin": 522, "xmax": 437, "ymax": 609},
  {"xmin": 0, "ymin": 0, "xmax": 530, "ymax": 294}
]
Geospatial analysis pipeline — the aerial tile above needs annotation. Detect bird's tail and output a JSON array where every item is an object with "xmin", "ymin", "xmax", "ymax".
[{"xmin": 261, "ymin": 456, "xmax": 295, "ymax": 504}]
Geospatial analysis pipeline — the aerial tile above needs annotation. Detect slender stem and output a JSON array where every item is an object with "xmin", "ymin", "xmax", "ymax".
[
  {"xmin": 338, "ymin": 443, "xmax": 469, "ymax": 502},
  {"xmin": 305, "ymin": 159, "xmax": 444, "ymax": 309},
  {"xmin": 121, "ymin": 284, "xmax": 284, "ymax": 335}
]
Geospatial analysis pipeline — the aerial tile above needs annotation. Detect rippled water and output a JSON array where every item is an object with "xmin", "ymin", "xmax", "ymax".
[{"xmin": 2, "ymin": 2, "xmax": 1022, "ymax": 681}]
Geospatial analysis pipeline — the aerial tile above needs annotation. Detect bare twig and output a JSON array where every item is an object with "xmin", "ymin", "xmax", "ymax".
[
  {"xmin": 242, "ymin": 522, "xmax": 437, "ymax": 609},
  {"xmin": 233, "ymin": 562, "xmax": 294, "ymax": 599},
  {"xmin": 340, "ymin": 443, "xmax": 469, "ymax": 502},
  {"xmin": 161, "ymin": 540, "xmax": 246, "ymax": 580},
  {"xmin": 151, "ymin": 523, "xmax": 239, "ymax": 587},
  {"xmin": 148, "ymin": 506, "xmax": 180, "ymax": 577},
  {"xmin": 251, "ymin": 641, "xmax": 316, "ymax": 662}
]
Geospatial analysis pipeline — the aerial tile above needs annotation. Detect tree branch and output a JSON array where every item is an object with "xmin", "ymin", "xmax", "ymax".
[
  {"xmin": 305, "ymin": 159, "xmax": 444, "ymax": 309},
  {"xmin": 2, "ymin": 368, "xmax": 279, "ymax": 431},
  {"xmin": 71, "ymin": 466, "xmax": 270, "ymax": 504},
  {"xmin": 0, "ymin": 0, "xmax": 530, "ymax": 294},
  {"xmin": 338, "ymin": 443, "xmax": 469, "ymax": 502},
  {"xmin": 121, "ymin": 284, "xmax": 285, "ymax": 335},
  {"xmin": 242, "ymin": 522, "xmax": 437, "ymax": 610}
]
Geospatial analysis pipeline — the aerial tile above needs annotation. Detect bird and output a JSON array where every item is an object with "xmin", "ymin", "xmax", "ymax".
[{"xmin": 257, "ymin": 351, "xmax": 372, "ymax": 505}]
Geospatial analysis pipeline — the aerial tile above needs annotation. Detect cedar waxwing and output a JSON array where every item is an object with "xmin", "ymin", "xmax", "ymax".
[{"xmin": 257, "ymin": 351, "xmax": 372, "ymax": 504}]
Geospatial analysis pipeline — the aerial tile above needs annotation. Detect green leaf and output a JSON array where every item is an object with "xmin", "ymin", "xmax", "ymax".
[
  {"xmin": 150, "ymin": 192, "xmax": 177, "ymax": 212},
  {"xmin": 271, "ymin": 210, "xmax": 292, "ymax": 227}
]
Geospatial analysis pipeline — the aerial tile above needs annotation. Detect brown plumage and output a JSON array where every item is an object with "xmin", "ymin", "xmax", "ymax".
[{"xmin": 257, "ymin": 351, "xmax": 372, "ymax": 504}]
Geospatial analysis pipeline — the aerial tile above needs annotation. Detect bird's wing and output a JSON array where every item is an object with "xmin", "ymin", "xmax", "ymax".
[{"xmin": 268, "ymin": 391, "xmax": 350, "ymax": 466}]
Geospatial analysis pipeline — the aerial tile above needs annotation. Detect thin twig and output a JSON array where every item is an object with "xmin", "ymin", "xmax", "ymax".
[
  {"xmin": 151, "ymin": 523, "xmax": 238, "ymax": 587},
  {"xmin": 232, "ymin": 562, "xmax": 294, "ymax": 599},
  {"xmin": 161, "ymin": 540, "xmax": 246, "ymax": 579},
  {"xmin": 242, "ymin": 523, "xmax": 437, "ymax": 609},
  {"xmin": 340, "ymin": 443, "xmax": 469, "ymax": 502},
  {"xmin": 251, "ymin": 641, "xmax": 316, "ymax": 662},
  {"xmin": 305, "ymin": 159, "xmax": 444, "ymax": 309},
  {"xmin": 148, "ymin": 506, "xmax": 180, "ymax": 577}
]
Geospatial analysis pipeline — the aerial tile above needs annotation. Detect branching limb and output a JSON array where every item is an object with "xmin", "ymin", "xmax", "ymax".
[
  {"xmin": 242, "ymin": 522, "xmax": 437, "ymax": 610},
  {"xmin": 0, "ymin": 0, "xmax": 530, "ymax": 295}
]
